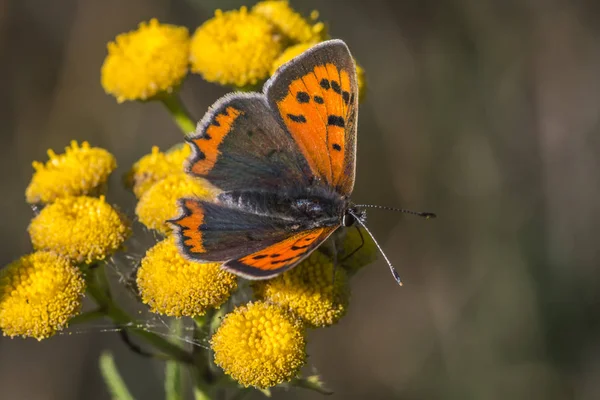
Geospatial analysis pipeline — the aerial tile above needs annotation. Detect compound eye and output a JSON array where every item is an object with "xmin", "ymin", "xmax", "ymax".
[{"xmin": 342, "ymin": 213, "xmax": 355, "ymax": 227}]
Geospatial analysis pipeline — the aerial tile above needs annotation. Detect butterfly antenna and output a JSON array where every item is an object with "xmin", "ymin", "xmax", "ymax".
[
  {"xmin": 354, "ymin": 204, "xmax": 436, "ymax": 219},
  {"xmin": 349, "ymin": 210, "xmax": 403, "ymax": 286}
]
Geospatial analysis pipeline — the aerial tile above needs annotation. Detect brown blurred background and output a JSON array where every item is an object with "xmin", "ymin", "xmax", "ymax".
[{"xmin": 1, "ymin": 0, "xmax": 600, "ymax": 399}]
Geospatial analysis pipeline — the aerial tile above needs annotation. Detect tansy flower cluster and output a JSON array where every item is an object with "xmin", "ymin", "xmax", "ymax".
[
  {"xmin": 100, "ymin": 0, "xmax": 365, "ymax": 99},
  {"xmin": 4, "ymin": 2, "xmax": 379, "ymax": 398},
  {"xmin": 101, "ymin": 18, "xmax": 190, "ymax": 103},
  {"xmin": 1, "ymin": 142, "xmax": 130, "ymax": 340},
  {"xmin": 136, "ymin": 238, "xmax": 237, "ymax": 317}
]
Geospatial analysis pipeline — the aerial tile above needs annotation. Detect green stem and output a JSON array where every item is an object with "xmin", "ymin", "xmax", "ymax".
[
  {"xmin": 193, "ymin": 385, "xmax": 212, "ymax": 400},
  {"xmin": 70, "ymin": 308, "xmax": 106, "ymax": 325},
  {"xmin": 189, "ymin": 310, "xmax": 218, "ymax": 400},
  {"xmin": 159, "ymin": 93, "xmax": 196, "ymax": 135},
  {"xmin": 165, "ymin": 319, "xmax": 184, "ymax": 400},
  {"xmin": 86, "ymin": 266, "xmax": 193, "ymax": 364},
  {"xmin": 99, "ymin": 352, "xmax": 135, "ymax": 400}
]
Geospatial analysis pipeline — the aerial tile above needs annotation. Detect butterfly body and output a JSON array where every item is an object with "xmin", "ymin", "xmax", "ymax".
[
  {"xmin": 218, "ymin": 186, "xmax": 346, "ymax": 228},
  {"xmin": 170, "ymin": 40, "xmax": 361, "ymax": 279}
]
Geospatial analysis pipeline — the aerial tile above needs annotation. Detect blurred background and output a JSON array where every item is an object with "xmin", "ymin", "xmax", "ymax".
[{"xmin": 1, "ymin": 0, "xmax": 600, "ymax": 399}]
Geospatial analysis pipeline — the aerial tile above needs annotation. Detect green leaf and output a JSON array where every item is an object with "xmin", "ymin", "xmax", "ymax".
[
  {"xmin": 99, "ymin": 352, "xmax": 135, "ymax": 400},
  {"xmin": 165, "ymin": 360, "xmax": 183, "ymax": 400}
]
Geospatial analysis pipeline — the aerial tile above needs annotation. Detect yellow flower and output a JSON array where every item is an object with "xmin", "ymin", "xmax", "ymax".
[
  {"xmin": 253, "ymin": 251, "xmax": 349, "ymax": 327},
  {"xmin": 0, "ymin": 252, "xmax": 85, "ymax": 340},
  {"xmin": 339, "ymin": 227, "xmax": 377, "ymax": 274},
  {"xmin": 356, "ymin": 62, "xmax": 367, "ymax": 101},
  {"xmin": 25, "ymin": 141, "xmax": 116, "ymax": 204},
  {"xmin": 252, "ymin": 0, "xmax": 325, "ymax": 44},
  {"xmin": 211, "ymin": 301, "xmax": 306, "ymax": 388},
  {"xmin": 270, "ymin": 42, "xmax": 313, "ymax": 74},
  {"xmin": 190, "ymin": 7, "xmax": 283, "ymax": 88},
  {"xmin": 126, "ymin": 144, "xmax": 191, "ymax": 198},
  {"xmin": 135, "ymin": 173, "xmax": 214, "ymax": 235},
  {"xmin": 136, "ymin": 238, "xmax": 237, "ymax": 317},
  {"xmin": 271, "ymin": 43, "xmax": 367, "ymax": 102},
  {"xmin": 29, "ymin": 196, "xmax": 131, "ymax": 264},
  {"xmin": 101, "ymin": 19, "xmax": 189, "ymax": 103}
]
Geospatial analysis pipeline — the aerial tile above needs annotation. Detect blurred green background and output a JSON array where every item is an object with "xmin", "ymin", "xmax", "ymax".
[{"xmin": 1, "ymin": 0, "xmax": 599, "ymax": 399}]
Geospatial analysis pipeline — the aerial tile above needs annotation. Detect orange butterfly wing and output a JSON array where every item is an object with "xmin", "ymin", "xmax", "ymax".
[
  {"xmin": 223, "ymin": 227, "xmax": 336, "ymax": 279},
  {"xmin": 265, "ymin": 40, "xmax": 359, "ymax": 195}
]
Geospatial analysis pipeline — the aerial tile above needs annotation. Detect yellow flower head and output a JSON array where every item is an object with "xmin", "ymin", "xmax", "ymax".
[
  {"xmin": 136, "ymin": 238, "xmax": 237, "ymax": 317},
  {"xmin": 190, "ymin": 7, "xmax": 283, "ymax": 88},
  {"xmin": 253, "ymin": 251, "xmax": 349, "ymax": 327},
  {"xmin": 135, "ymin": 173, "xmax": 214, "ymax": 235},
  {"xmin": 211, "ymin": 301, "xmax": 306, "ymax": 388},
  {"xmin": 271, "ymin": 43, "xmax": 367, "ymax": 102},
  {"xmin": 356, "ymin": 62, "xmax": 367, "ymax": 101},
  {"xmin": 28, "ymin": 196, "xmax": 131, "ymax": 264},
  {"xmin": 0, "ymin": 252, "xmax": 85, "ymax": 340},
  {"xmin": 252, "ymin": 0, "xmax": 325, "ymax": 44},
  {"xmin": 270, "ymin": 42, "xmax": 313, "ymax": 74},
  {"xmin": 101, "ymin": 19, "xmax": 189, "ymax": 103},
  {"xmin": 126, "ymin": 144, "xmax": 191, "ymax": 198},
  {"xmin": 339, "ymin": 227, "xmax": 377, "ymax": 274},
  {"xmin": 25, "ymin": 141, "xmax": 116, "ymax": 204}
]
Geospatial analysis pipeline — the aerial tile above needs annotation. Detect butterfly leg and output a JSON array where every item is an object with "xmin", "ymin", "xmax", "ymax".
[
  {"xmin": 330, "ymin": 237, "xmax": 339, "ymax": 286},
  {"xmin": 118, "ymin": 328, "xmax": 157, "ymax": 359},
  {"xmin": 340, "ymin": 225, "xmax": 365, "ymax": 263}
]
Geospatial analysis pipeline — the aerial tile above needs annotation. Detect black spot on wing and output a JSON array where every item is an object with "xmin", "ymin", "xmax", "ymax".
[
  {"xmin": 327, "ymin": 115, "xmax": 345, "ymax": 127},
  {"xmin": 314, "ymin": 95, "xmax": 324, "ymax": 104},
  {"xmin": 331, "ymin": 80, "xmax": 341, "ymax": 94},
  {"xmin": 270, "ymin": 253, "xmax": 281, "ymax": 258},
  {"xmin": 296, "ymin": 92, "xmax": 310, "ymax": 103},
  {"xmin": 320, "ymin": 79, "xmax": 330, "ymax": 90},
  {"xmin": 291, "ymin": 244, "xmax": 311, "ymax": 250},
  {"xmin": 287, "ymin": 114, "xmax": 307, "ymax": 123},
  {"xmin": 271, "ymin": 256, "xmax": 298, "ymax": 265},
  {"xmin": 332, "ymin": 143, "xmax": 342, "ymax": 151},
  {"xmin": 342, "ymin": 91, "xmax": 350, "ymax": 104}
]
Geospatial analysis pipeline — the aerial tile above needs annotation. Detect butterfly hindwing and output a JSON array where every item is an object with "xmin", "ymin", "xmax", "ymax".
[
  {"xmin": 170, "ymin": 198, "xmax": 299, "ymax": 262},
  {"xmin": 186, "ymin": 93, "xmax": 314, "ymax": 192},
  {"xmin": 223, "ymin": 227, "xmax": 336, "ymax": 279},
  {"xmin": 170, "ymin": 198, "xmax": 338, "ymax": 279},
  {"xmin": 265, "ymin": 39, "xmax": 359, "ymax": 196}
]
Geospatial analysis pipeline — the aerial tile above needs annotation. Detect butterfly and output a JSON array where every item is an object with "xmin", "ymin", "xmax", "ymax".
[{"xmin": 170, "ymin": 39, "xmax": 413, "ymax": 283}]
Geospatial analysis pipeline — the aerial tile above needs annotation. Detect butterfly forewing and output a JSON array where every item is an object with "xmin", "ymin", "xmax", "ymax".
[
  {"xmin": 185, "ymin": 93, "xmax": 314, "ymax": 192},
  {"xmin": 265, "ymin": 40, "xmax": 359, "ymax": 196}
]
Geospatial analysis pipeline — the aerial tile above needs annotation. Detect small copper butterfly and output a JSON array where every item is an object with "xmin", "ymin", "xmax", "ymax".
[{"xmin": 169, "ymin": 40, "xmax": 433, "ymax": 284}]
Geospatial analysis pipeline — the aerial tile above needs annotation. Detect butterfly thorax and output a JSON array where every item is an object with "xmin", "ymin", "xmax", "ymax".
[{"xmin": 218, "ymin": 187, "xmax": 347, "ymax": 230}]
